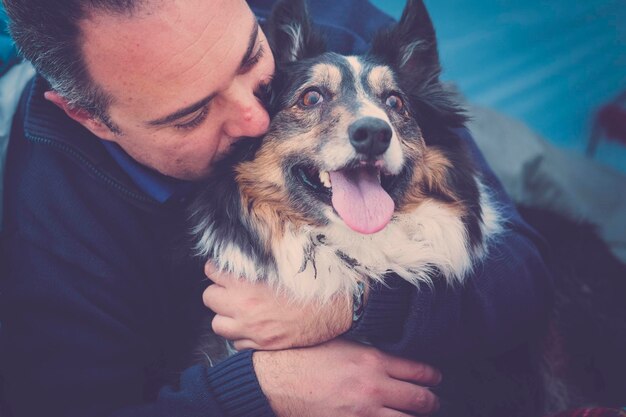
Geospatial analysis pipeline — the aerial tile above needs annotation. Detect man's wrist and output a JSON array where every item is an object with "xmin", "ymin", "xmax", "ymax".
[{"xmin": 206, "ymin": 351, "xmax": 275, "ymax": 417}]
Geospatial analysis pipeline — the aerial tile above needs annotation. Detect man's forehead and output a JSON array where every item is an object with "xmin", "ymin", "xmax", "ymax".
[
  {"xmin": 80, "ymin": 0, "xmax": 243, "ymax": 75},
  {"xmin": 79, "ymin": 0, "xmax": 254, "ymax": 112}
]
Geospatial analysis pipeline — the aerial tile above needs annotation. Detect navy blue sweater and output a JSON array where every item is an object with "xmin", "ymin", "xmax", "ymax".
[{"xmin": 1, "ymin": 1, "xmax": 553, "ymax": 416}]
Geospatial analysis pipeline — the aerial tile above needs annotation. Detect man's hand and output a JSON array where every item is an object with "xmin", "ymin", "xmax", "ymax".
[
  {"xmin": 254, "ymin": 339, "xmax": 442, "ymax": 417},
  {"xmin": 203, "ymin": 263, "xmax": 352, "ymax": 351}
]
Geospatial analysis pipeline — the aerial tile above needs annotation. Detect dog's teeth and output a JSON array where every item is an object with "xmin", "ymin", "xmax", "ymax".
[
  {"xmin": 377, "ymin": 171, "xmax": 381, "ymax": 183},
  {"xmin": 319, "ymin": 171, "xmax": 332, "ymax": 188}
]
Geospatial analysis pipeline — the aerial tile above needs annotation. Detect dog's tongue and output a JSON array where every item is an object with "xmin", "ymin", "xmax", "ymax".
[{"xmin": 330, "ymin": 168, "xmax": 394, "ymax": 234}]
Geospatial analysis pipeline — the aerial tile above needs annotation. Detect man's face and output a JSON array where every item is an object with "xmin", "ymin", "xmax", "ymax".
[{"xmin": 80, "ymin": 0, "xmax": 275, "ymax": 180}]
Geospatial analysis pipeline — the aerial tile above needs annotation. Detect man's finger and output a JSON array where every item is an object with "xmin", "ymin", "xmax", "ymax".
[
  {"xmin": 380, "ymin": 380, "xmax": 440, "ymax": 415},
  {"xmin": 211, "ymin": 315, "xmax": 242, "ymax": 340},
  {"xmin": 211, "ymin": 316, "xmax": 265, "ymax": 347},
  {"xmin": 379, "ymin": 408, "xmax": 424, "ymax": 417},
  {"xmin": 383, "ymin": 355, "xmax": 442, "ymax": 386},
  {"xmin": 204, "ymin": 262, "xmax": 226, "ymax": 284},
  {"xmin": 202, "ymin": 284, "xmax": 236, "ymax": 316},
  {"xmin": 204, "ymin": 262, "xmax": 243, "ymax": 286},
  {"xmin": 232, "ymin": 339, "xmax": 260, "ymax": 351}
]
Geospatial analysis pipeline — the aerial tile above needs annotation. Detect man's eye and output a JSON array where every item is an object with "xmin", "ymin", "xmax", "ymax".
[
  {"xmin": 241, "ymin": 44, "xmax": 265, "ymax": 74},
  {"xmin": 174, "ymin": 106, "xmax": 209, "ymax": 131}
]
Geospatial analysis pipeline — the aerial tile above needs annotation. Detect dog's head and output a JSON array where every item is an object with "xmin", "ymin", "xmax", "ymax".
[{"xmin": 229, "ymin": 0, "xmax": 474, "ymax": 242}]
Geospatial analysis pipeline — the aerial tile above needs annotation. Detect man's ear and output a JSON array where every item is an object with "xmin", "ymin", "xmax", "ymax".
[
  {"xmin": 44, "ymin": 90, "xmax": 118, "ymax": 140},
  {"xmin": 265, "ymin": 0, "xmax": 326, "ymax": 64}
]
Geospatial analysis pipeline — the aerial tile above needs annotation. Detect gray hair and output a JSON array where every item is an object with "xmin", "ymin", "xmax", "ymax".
[{"xmin": 2, "ymin": 0, "xmax": 146, "ymax": 126}]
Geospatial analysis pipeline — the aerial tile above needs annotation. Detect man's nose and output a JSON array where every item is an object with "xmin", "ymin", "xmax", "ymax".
[{"xmin": 223, "ymin": 85, "xmax": 270, "ymax": 138}]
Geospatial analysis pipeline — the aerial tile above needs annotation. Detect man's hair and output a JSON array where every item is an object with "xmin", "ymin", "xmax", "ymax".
[{"xmin": 2, "ymin": 0, "xmax": 144, "ymax": 123}]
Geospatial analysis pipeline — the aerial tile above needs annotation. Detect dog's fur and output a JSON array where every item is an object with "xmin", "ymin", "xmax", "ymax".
[{"xmin": 189, "ymin": 1, "xmax": 626, "ymax": 415}]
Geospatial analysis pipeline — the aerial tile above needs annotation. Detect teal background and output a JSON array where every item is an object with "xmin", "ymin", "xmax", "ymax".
[
  {"xmin": 370, "ymin": 0, "xmax": 626, "ymax": 174},
  {"xmin": 0, "ymin": 6, "xmax": 19, "ymax": 76}
]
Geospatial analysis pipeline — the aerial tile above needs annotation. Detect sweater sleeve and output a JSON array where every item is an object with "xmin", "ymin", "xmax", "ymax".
[
  {"xmin": 347, "ymin": 128, "xmax": 554, "ymax": 363},
  {"xmin": 114, "ymin": 352, "xmax": 274, "ymax": 417}
]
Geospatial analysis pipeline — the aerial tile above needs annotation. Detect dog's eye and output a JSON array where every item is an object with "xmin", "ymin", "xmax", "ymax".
[
  {"xmin": 300, "ymin": 89, "xmax": 324, "ymax": 107},
  {"xmin": 385, "ymin": 94, "xmax": 404, "ymax": 111}
]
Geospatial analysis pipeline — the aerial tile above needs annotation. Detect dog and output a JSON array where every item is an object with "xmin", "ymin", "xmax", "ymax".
[
  {"xmin": 188, "ymin": 0, "xmax": 626, "ymax": 415},
  {"xmin": 189, "ymin": 0, "xmax": 501, "ymax": 304}
]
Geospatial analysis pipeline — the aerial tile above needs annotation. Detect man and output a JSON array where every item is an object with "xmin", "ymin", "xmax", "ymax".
[{"xmin": 0, "ymin": 0, "xmax": 552, "ymax": 416}]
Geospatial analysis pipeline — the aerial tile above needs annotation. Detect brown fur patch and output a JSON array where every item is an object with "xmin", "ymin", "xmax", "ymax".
[
  {"xmin": 234, "ymin": 140, "xmax": 315, "ymax": 252},
  {"xmin": 399, "ymin": 146, "xmax": 466, "ymax": 216},
  {"xmin": 367, "ymin": 66, "xmax": 398, "ymax": 96},
  {"xmin": 310, "ymin": 63, "xmax": 342, "ymax": 92}
]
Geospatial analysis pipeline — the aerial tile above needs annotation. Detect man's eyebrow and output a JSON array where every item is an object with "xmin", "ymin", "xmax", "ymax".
[
  {"xmin": 238, "ymin": 19, "xmax": 260, "ymax": 74},
  {"xmin": 147, "ymin": 94, "xmax": 216, "ymax": 127},
  {"xmin": 146, "ymin": 19, "xmax": 259, "ymax": 128}
]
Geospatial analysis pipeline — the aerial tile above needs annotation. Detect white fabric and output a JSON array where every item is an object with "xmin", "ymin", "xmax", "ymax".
[
  {"xmin": 1, "ymin": 61, "xmax": 36, "ymax": 229},
  {"xmin": 468, "ymin": 104, "xmax": 626, "ymax": 263}
]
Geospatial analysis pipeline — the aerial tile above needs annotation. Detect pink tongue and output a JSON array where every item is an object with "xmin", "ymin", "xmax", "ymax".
[{"xmin": 329, "ymin": 168, "xmax": 395, "ymax": 234}]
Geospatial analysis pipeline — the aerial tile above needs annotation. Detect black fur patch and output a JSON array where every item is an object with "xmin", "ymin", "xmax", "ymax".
[{"xmin": 188, "ymin": 140, "xmax": 274, "ymax": 273}]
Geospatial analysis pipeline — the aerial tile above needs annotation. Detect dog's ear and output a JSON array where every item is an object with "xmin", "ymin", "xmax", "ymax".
[
  {"xmin": 370, "ymin": 0, "xmax": 466, "ymax": 132},
  {"xmin": 266, "ymin": 0, "xmax": 326, "ymax": 64},
  {"xmin": 370, "ymin": 0, "xmax": 440, "ymax": 82}
]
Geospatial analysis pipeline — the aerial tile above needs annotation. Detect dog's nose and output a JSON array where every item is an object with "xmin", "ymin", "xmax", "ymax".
[{"xmin": 348, "ymin": 117, "xmax": 392, "ymax": 157}]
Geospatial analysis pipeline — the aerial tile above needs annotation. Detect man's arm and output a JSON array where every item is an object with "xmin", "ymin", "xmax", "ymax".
[
  {"xmin": 254, "ymin": 339, "xmax": 441, "ymax": 417},
  {"xmin": 202, "ymin": 263, "xmax": 353, "ymax": 351}
]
